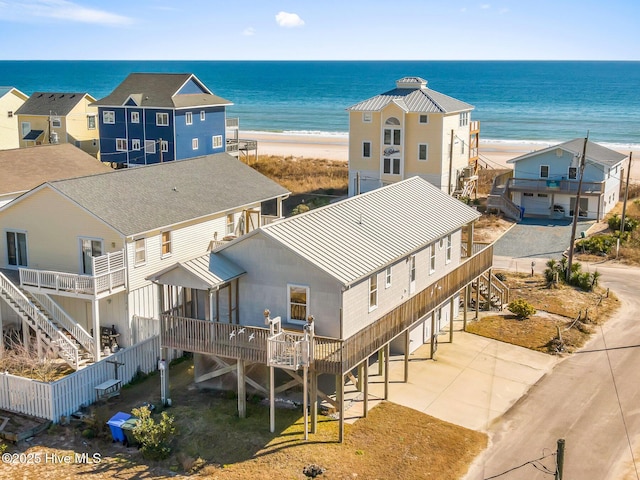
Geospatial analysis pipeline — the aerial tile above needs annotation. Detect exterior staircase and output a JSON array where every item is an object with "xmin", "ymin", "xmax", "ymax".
[
  {"xmin": 471, "ymin": 272, "xmax": 510, "ymax": 311},
  {"xmin": 486, "ymin": 170, "xmax": 522, "ymax": 221},
  {"xmin": 0, "ymin": 271, "xmax": 91, "ymax": 370}
]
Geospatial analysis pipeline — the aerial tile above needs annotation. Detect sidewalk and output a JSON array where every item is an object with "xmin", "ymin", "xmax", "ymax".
[{"xmin": 341, "ymin": 320, "xmax": 559, "ymax": 431}]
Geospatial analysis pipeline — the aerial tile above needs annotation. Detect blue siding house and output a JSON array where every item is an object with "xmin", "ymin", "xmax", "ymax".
[{"xmin": 93, "ymin": 73, "xmax": 232, "ymax": 166}]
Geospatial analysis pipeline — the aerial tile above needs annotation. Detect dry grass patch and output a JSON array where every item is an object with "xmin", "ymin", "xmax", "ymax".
[
  {"xmin": 471, "ymin": 214, "xmax": 514, "ymax": 244},
  {"xmin": 467, "ymin": 272, "xmax": 620, "ymax": 353}
]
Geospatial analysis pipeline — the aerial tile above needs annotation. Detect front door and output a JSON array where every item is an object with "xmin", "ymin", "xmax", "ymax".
[
  {"xmin": 6, "ymin": 231, "xmax": 28, "ymax": 267},
  {"xmin": 80, "ymin": 238, "xmax": 103, "ymax": 275}
]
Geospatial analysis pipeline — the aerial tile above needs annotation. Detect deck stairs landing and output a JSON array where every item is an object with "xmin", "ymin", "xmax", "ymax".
[
  {"xmin": 266, "ymin": 315, "xmax": 312, "ymax": 371},
  {"xmin": 471, "ymin": 272, "xmax": 510, "ymax": 311},
  {"xmin": 0, "ymin": 271, "xmax": 92, "ymax": 370},
  {"xmin": 486, "ymin": 170, "xmax": 522, "ymax": 221}
]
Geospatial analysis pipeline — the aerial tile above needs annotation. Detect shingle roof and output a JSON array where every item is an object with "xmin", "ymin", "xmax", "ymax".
[
  {"xmin": 92, "ymin": 73, "xmax": 232, "ymax": 109},
  {"xmin": 15, "ymin": 92, "xmax": 93, "ymax": 116},
  {"xmin": 47, "ymin": 153, "xmax": 289, "ymax": 236},
  {"xmin": 507, "ymin": 139, "xmax": 627, "ymax": 168},
  {"xmin": 255, "ymin": 177, "xmax": 480, "ymax": 286},
  {"xmin": 0, "ymin": 143, "xmax": 111, "ymax": 195},
  {"xmin": 347, "ymin": 77, "xmax": 474, "ymax": 114}
]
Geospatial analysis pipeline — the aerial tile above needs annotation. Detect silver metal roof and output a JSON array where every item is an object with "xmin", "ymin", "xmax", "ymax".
[
  {"xmin": 507, "ymin": 139, "xmax": 627, "ymax": 168},
  {"xmin": 257, "ymin": 177, "xmax": 480, "ymax": 286},
  {"xmin": 147, "ymin": 253, "xmax": 245, "ymax": 289},
  {"xmin": 347, "ymin": 77, "xmax": 473, "ymax": 114}
]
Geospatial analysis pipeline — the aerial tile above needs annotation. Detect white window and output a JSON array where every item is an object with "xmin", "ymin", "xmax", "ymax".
[
  {"xmin": 21, "ymin": 122, "xmax": 30, "ymax": 136},
  {"xmin": 87, "ymin": 115, "xmax": 96, "ymax": 130},
  {"xmin": 212, "ymin": 135, "xmax": 222, "ymax": 148},
  {"xmin": 430, "ymin": 242, "xmax": 436, "ymax": 273},
  {"xmin": 362, "ymin": 112, "xmax": 372, "ymax": 123},
  {"xmin": 131, "ymin": 111, "xmax": 140, "ymax": 123},
  {"xmin": 145, "ymin": 140, "xmax": 156, "ymax": 154},
  {"xmin": 363, "ymin": 141, "xmax": 371, "ymax": 158},
  {"xmin": 156, "ymin": 112, "xmax": 169, "ymax": 126},
  {"xmin": 409, "ymin": 255, "xmax": 416, "ymax": 294},
  {"xmin": 161, "ymin": 231, "xmax": 172, "ymax": 257},
  {"xmin": 540, "ymin": 165, "xmax": 549, "ymax": 178},
  {"xmin": 385, "ymin": 266, "xmax": 392, "ymax": 288},
  {"xmin": 161, "ymin": 140, "xmax": 168, "ymax": 152},
  {"xmin": 192, "ymin": 138, "xmax": 199, "ymax": 150},
  {"xmin": 226, "ymin": 213, "xmax": 235, "ymax": 235},
  {"xmin": 116, "ymin": 138, "xmax": 127, "ymax": 151},
  {"xmin": 459, "ymin": 112, "xmax": 469, "ymax": 127},
  {"xmin": 6, "ymin": 231, "xmax": 28, "ymax": 267},
  {"xmin": 132, "ymin": 139, "xmax": 141, "ymax": 151},
  {"xmin": 103, "ymin": 111, "xmax": 115, "ymax": 124},
  {"xmin": 288, "ymin": 284, "xmax": 309, "ymax": 324},
  {"xmin": 419, "ymin": 114, "xmax": 428, "ymax": 124},
  {"xmin": 134, "ymin": 238, "xmax": 146, "ymax": 266},
  {"xmin": 418, "ymin": 143, "xmax": 428, "ymax": 161},
  {"xmin": 384, "ymin": 128, "xmax": 401, "ymax": 146},
  {"xmin": 185, "ymin": 112, "xmax": 193, "ymax": 125},
  {"xmin": 446, "ymin": 234, "xmax": 452, "ymax": 263},
  {"xmin": 369, "ymin": 274, "xmax": 378, "ymax": 311},
  {"xmin": 200, "ymin": 110, "xmax": 205, "ymax": 121},
  {"xmin": 383, "ymin": 158, "xmax": 400, "ymax": 175}
]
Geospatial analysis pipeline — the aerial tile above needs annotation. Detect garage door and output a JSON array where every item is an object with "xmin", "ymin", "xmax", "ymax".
[{"xmin": 521, "ymin": 193, "xmax": 551, "ymax": 216}]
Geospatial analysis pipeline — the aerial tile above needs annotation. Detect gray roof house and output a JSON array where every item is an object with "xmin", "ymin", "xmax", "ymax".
[
  {"xmin": 154, "ymin": 176, "xmax": 496, "ymax": 440},
  {"xmin": 0, "ymin": 152, "xmax": 290, "ymax": 365},
  {"xmin": 346, "ymin": 77, "xmax": 479, "ymax": 197},
  {"xmin": 503, "ymin": 139, "xmax": 628, "ymax": 220}
]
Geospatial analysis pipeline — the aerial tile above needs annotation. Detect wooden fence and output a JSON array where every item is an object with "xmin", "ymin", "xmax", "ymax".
[{"xmin": 0, "ymin": 335, "xmax": 163, "ymax": 422}]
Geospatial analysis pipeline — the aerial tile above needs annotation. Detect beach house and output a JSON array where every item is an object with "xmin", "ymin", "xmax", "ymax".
[
  {"xmin": 15, "ymin": 92, "xmax": 99, "ymax": 158},
  {"xmin": 504, "ymin": 139, "xmax": 627, "ymax": 220},
  {"xmin": 154, "ymin": 176, "xmax": 499, "ymax": 439},
  {"xmin": 0, "ymin": 87, "xmax": 28, "ymax": 151},
  {"xmin": 0, "ymin": 153, "xmax": 289, "ymax": 369},
  {"xmin": 346, "ymin": 77, "xmax": 479, "ymax": 197},
  {"xmin": 0, "ymin": 143, "xmax": 111, "ymax": 208},
  {"xmin": 93, "ymin": 73, "xmax": 256, "ymax": 167}
]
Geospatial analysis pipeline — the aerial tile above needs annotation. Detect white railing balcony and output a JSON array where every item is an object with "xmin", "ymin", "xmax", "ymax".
[
  {"xmin": 261, "ymin": 215, "xmax": 281, "ymax": 226},
  {"xmin": 226, "ymin": 117, "xmax": 240, "ymax": 129},
  {"xmin": 267, "ymin": 331, "xmax": 310, "ymax": 370},
  {"xmin": 19, "ymin": 250, "xmax": 126, "ymax": 299}
]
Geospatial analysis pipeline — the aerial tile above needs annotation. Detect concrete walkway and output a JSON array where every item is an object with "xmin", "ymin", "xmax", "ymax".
[{"xmin": 341, "ymin": 321, "xmax": 558, "ymax": 432}]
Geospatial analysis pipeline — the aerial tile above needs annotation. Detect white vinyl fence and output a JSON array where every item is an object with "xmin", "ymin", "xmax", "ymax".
[{"xmin": 0, "ymin": 335, "xmax": 163, "ymax": 422}]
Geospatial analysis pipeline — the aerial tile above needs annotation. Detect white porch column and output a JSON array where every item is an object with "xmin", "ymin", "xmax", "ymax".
[{"xmin": 92, "ymin": 299, "xmax": 101, "ymax": 361}]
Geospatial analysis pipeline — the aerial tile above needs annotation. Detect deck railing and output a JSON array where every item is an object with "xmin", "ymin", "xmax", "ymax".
[
  {"xmin": 507, "ymin": 177, "xmax": 604, "ymax": 195},
  {"xmin": 160, "ymin": 244, "xmax": 493, "ymax": 375},
  {"xmin": 19, "ymin": 251, "xmax": 126, "ymax": 297}
]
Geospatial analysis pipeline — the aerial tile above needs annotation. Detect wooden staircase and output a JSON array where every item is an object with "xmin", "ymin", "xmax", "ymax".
[
  {"xmin": 486, "ymin": 170, "xmax": 522, "ymax": 221},
  {"xmin": 0, "ymin": 272, "xmax": 88, "ymax": 370},
  {"xmin": 471, "ymin": 272, "xmax": 510, "ymax": 311}
]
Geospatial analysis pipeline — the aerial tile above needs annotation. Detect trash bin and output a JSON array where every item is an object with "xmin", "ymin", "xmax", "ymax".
[
  {"xmin": 121, "ymin": 417, "xmax": 139, "ymax": 447},
  {"xmin": 106, "ymin": 412, "xmax": 131, "ymax": 443}
]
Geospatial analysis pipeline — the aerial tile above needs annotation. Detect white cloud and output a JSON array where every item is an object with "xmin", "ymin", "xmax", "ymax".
[
  {"xmin": 243, "ymin": 27, "xmax": 255, "ymax": 36},
  {"xmin": 0, "ymin": 0, "xmax": 133, "ymax": 26},
  {"xmin": 481, "ymin": 4, "xmax": 491, "ymax": 9},
  {"xmin": 275, "ymin": 11, "xmax": 304, "ymax": 28}
]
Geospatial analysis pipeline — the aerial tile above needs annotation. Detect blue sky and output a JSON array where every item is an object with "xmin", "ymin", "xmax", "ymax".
[{"xmin": 0, "ymin": 0, "xmax": 638, "ymax": 60}]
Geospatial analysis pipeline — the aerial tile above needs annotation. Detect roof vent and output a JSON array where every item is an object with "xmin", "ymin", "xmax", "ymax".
[{"xmin": 396, "ymin": 77, "xmax": 427, "ymax": 89}]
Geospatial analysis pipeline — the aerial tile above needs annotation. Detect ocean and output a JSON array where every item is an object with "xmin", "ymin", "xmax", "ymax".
[{"xmin": 1, "ymin": 60, "xmax": 639, "ymax": 149}]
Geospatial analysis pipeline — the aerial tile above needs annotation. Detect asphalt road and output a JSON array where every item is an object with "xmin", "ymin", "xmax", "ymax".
[{"xmin": 464, "ymin": 261, "xmax": 640, "ymax": 480}]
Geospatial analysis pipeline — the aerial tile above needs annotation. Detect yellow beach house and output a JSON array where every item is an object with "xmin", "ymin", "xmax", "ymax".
[
  {"xmin": 0, "ymin": 87, "xmax": 28, "ymax": 151},
  {"xmin": 15, "ymin": 92, "xmax": 100, "ymax": 158},
  {"xmin": 347, "ymin": 77, "xmax": 479, "ymax": 197}
]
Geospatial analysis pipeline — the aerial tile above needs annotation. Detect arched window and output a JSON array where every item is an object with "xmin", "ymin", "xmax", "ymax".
[{"xmin": 383, "ymin": 117, "xmax": 401, "ymax": 146}]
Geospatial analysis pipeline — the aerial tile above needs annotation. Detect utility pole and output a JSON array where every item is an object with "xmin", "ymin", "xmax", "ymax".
[
  {"xmin": 620, "ymin": 152, "xmax": 633, "ymax": 239},
  {"xmin": 566, "ymin": 134, "xmax": 589, "ymax": 281},
  {"xmin": 555, "ymin": 438, "xmax": 565, "ymax": 480},
  {"xmin": 448, "ymin": 129, "xmax": 454, "ymax": 195}
]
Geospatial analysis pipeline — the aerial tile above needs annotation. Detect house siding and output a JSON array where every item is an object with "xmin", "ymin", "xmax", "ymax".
[
  {"xmin": 219, "ymin": 233, "xmax": 343, "ymax": 338},
  {"xmin": 0, "ymin": 92, "xmax": 26, "ymax": 150},
  {"xmin": 175, "ymin": 106, "xmax": 226, "ymax": 159}
]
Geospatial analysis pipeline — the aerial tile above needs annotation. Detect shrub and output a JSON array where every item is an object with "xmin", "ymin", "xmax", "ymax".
[
  {"xmin": 607, "ymin": 214, "xmax": 639, "ymax": 233},
  {"xmin": 132, "ymin": 406, "xmax": 176, "ymax": 461},
  {"xmin": 576, "ymin": 235, "xmax": 616, "ymax": 255},
  {"xmin": 494, "ymin": 272, "xmax": 507, "ymax": 282},
  {"xmin": 291, "ymin": 203, "xmax": 310, "ymax": 216},
  {"xmin": 507, "ymin": 299, "xmax": 536, "ymax": 319}
]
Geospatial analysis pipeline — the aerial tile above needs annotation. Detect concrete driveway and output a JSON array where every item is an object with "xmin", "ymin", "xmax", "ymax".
[{"xmin": 493, "ymin": 217, "xmax": 594, "ymax": 259}]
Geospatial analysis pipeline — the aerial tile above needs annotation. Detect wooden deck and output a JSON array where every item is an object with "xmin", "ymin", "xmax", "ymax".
[{"xmin": 161, "ymin": 244, "xmax": 494, "ymax": 375}]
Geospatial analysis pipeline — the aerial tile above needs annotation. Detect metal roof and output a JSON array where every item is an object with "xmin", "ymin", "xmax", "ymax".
[
  {"xmin": 15, "ymin": 92, "xmax": 94, "ymax": 116},
  {"xmin": 347, "ymin": 77, "xmax": 474, "ymax": 114},
  {"xmin": 507, "ymin": 139, "xmax": 627, "ymax": 168},
  {"xmin": 147, "ymin": 253, "xmax": 245, "ymax": 289},
  {"xmin": 0, "ymin": 86, "xmax": 28, "ymax": 100},
  {"xmin": 92, "ymin": 73, "xmax": 232, "ymax": 109},
  {"xmin": 46, "ymin": 153, "xmax": 290, "ymax": 236},
  {"xmin": 256, "ymin": 177, "xmax": 480, "ymax": 286}
]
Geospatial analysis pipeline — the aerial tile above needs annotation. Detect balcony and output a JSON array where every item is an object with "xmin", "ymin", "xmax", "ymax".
[
  {"xmin": 507, "ymin": 178, "xmax": 605, "ymax": 196},
  {"xmin": 160, "ymin": 243, "xmax": 493, "ymax": 375},
  {"xmin": 226, "ymin": 139, "xmax": 258, "ymax": 154},
  {"xmin": 19, "ymin": 250, "xmax": 126, "ymax": 299}
]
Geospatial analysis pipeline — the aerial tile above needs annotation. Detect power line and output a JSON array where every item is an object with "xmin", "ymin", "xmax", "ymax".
[{"xmin": 484, "ymin": 452, "xmax": 557, "ymax": 479}]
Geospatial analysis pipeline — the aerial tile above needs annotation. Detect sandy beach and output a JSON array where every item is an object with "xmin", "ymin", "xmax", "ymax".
[{"xmin": 245, "ymin": 131, "xmax": 640, "ymax": 181}]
